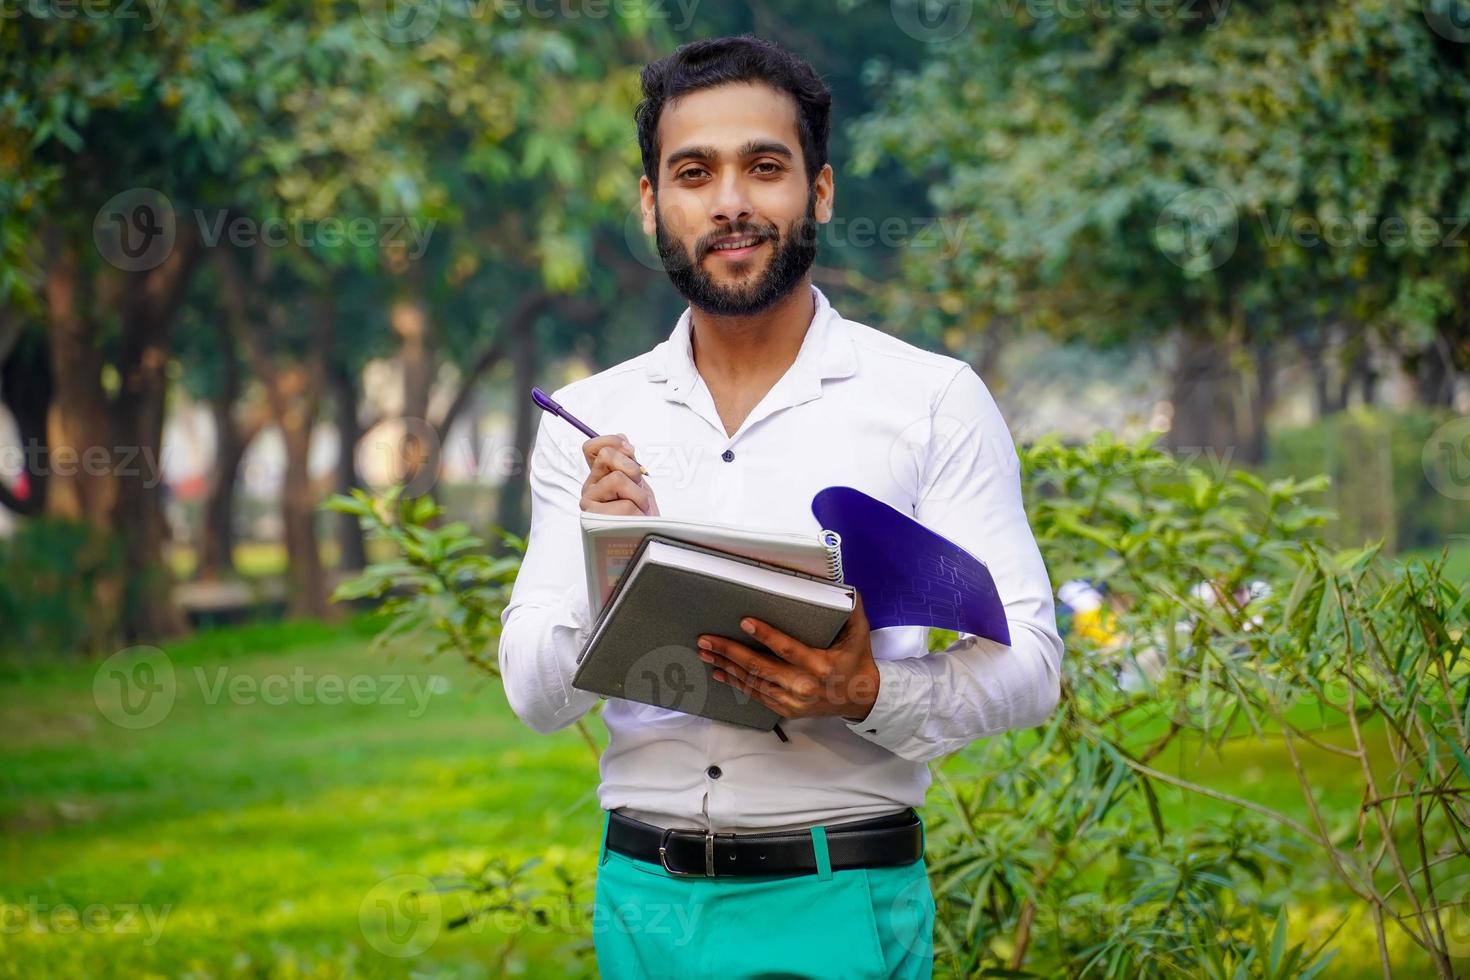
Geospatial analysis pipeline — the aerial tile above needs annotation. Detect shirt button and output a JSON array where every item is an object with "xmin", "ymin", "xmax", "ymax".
[
  {"xmin": 721, "ymin": 449, "xmax": 735, "ymax": 462},
  {"xmin": 706, "ymin": 765, "xmax": 723, "ymax": 779}
]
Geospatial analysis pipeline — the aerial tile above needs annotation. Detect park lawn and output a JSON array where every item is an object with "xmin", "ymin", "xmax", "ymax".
[
  {"xmin": 0, "ymin": 618, "xmax": 607, "ymax": 979},
  {"xmin": 165, "ymin": 538, "xmax": 403, "ymax": 580},
  {"xmin": 1, "ymin": 618, "xmax": 1459, "ymax": 978}
]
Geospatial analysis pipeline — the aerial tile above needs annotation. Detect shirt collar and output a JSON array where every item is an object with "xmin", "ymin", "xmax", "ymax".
[{"xmin": 643, "ymin": 284, "xmax": 858, "ymax": 405}]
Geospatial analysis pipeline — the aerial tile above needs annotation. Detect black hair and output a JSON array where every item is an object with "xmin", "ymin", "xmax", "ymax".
[{"xmin": 634, "ymin": 34, "xmax": 832, "ymax": 189}]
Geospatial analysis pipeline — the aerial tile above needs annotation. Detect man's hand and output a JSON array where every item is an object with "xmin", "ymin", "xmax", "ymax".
[
  {"xmin": 579, "ymin": 433, "xmax": 659, "ymax": 516},
  {"xmin": 696, "ymin": 591, "xmax": 880, "ymax": 722}
]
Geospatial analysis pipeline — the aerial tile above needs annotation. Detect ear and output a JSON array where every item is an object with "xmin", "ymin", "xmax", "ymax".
[
  {"xmin": 639, "ymin": 175, "xmax": 656, "ymax": 236},
  {"xmin": 813, "ymin": 164, "xmax": 835, "ymax": 224}
]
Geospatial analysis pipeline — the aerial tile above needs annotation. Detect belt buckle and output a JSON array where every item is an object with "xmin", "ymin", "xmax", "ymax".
[{"xmin": 658, "ymin": 828, "xmax": 734, "ymax": 877}]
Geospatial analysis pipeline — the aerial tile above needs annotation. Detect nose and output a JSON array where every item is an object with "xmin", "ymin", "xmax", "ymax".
[{"xmin": 709, "ymin": 171, "xmax": 754, "ymax": 227}]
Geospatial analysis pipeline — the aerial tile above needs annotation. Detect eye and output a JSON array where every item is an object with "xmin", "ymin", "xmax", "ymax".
[
  {"xmin": 752, "ymin": 161, "xmax": 783, "ymax": 175},
  {"xmin": 677, "ymin": 166, "xmax": 709, "ymax": 181}
]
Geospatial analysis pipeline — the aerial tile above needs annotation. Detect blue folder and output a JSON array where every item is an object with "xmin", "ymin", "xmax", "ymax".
[{"xmin": 812, "ymin": 486, "xmax": 1011, "ymax": 645}]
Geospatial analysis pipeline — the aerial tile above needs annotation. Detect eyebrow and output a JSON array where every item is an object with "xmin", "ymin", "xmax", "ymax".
[{"xmin": 664, "ymin": 139, "xmax": 796, "ymax": 172}]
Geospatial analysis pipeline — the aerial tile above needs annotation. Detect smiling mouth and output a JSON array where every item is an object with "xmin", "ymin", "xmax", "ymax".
[{"xmin": 706, "ymin": 236, "xmax": 767, "ymax": 259}]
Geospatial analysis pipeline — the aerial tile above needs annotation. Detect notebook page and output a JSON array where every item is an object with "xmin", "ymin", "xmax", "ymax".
[
  {"xmin": 645, "ymin": 541, "xmax": 853, "ymax": 610},
  {"xmin": 580, "ymin": 512, "xmax": 834, "ymax": 612}
]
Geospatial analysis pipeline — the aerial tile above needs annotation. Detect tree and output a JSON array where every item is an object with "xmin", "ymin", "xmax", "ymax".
[{"xmin": 852, "ymin": 2, "xmax": 1470, "ymax": 458}]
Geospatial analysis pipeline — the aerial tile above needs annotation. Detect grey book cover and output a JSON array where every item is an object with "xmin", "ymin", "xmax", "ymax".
[{"xmin": 572, "ymin": 534, "xmax": 856, "ymax": 730}]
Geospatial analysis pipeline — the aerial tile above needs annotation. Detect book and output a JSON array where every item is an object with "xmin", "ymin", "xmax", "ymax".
[
  {"xmin": 580, "ymin": 511, "xmax": 842, "ymax": 613},
  {"xmin": 572, "ymin": 534, "xmax": 856, "ymax": 730},
  {"xmin": 578, "ymin": 485, "xmax": 1009, "ymax": 645}
]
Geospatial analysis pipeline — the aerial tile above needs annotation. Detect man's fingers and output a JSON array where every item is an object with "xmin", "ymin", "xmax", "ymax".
[
  {"xmin": 697, "ymin": 635, "xmax": 821, "ymax": 700},
  {"xmin": 737, "ymin": 618, "xmax": 820, "ymax": 673},
  {"xmin": 710, "ymin": 664, "xmax": 791, "ymax": 715},
  {"xmin": 584, "ymin": 470, "xmax": 655, "ymax": 514},
  {"xmin": 594, "ymin": 498, "xmax": 642, "ymax": 516},
  {"xmin": 591, "ymin": 444, "xmax": 646, "ymax": 485},
  {"xmin": 581, "ymin": 434, "xmax": 628, "ymax": 468},
  {"xmin": 582, "ymin": 434, "xmax": 646, "ymax": 483}
]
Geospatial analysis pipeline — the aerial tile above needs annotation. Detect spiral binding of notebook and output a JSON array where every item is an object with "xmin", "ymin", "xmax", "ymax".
[{"xmin": 819, "ymin": 529, "xmax": 844, "ymax": 584}]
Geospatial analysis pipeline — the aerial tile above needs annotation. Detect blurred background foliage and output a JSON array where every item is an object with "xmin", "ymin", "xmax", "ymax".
[{"xmin": 1, "ymin": 0, "xmax": 1468, "ymax": 977}]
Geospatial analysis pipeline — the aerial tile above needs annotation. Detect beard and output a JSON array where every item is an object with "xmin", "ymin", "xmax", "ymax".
[{"xmin": 654, "ymin": 191, "xmax": 818, "ymax": 317}]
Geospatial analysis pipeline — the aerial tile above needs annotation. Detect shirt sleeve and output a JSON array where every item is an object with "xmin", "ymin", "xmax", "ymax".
[
  {"xmin": 497, "ymin": 409, "xmax": 604, "ymax": 734},
  {"xmin": 844, "ymin": 364, "xmax": 1063, "ymax": 762}
]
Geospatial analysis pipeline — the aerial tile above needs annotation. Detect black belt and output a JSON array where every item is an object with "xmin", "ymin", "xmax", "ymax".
[{"xmin": 605, "ymin": 808, "xmax": 924, "ymax": 878}]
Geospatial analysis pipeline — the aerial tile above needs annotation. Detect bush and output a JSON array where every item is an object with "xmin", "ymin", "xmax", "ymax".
[
  {"xmin": 925, "ymin": 434, "xmax": 1468, "ymax": 977},
  {"xmin": 1266, "ymin": 408, "xmax": 1464, "ymax": 554},
  {"xmin": 332, "ymin": 436, "xmax": 1468, "ymax": 978},
  {"xmin": 0, "ymin": 517, "xmax": 126, "ymax": 655}
]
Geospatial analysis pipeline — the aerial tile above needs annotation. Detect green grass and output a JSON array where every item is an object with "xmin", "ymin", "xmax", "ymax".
[
  {"xmin": 1, "ymin": 619, "xmax": 1461, "ymax": 978},
  {"xmin": 0, "ymin": 618, "xmax": 606, "ymax": 978},
  {"xmin": 165, "ymin": 539, "xmax": 402, "ymax": 580}
]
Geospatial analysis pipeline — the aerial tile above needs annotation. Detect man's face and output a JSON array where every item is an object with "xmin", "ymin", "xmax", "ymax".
[{"xmin": 640, "ymin": 82, "xmax": 834, "ymax": 316}]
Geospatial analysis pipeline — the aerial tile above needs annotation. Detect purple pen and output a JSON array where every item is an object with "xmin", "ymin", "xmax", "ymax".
[{"xmin": 531, "ymin": 386, "xmax": 648, "ymax": 476}]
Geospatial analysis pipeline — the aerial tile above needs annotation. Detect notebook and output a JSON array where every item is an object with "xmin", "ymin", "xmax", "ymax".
[
  {"xmin": 579, "ymin": 485, "xmax": 1010, "ymax": 645},
  {"xmin": 572, "ymin": 534, "xmax": 857, "ymax": 730},
  {"xmin": 581, "ymin": 511, "xmax": 842, "ymax": 613}
]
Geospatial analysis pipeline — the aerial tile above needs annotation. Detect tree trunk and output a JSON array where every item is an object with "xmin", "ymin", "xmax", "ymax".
[
  {"xmin": 1412, "ymin": 332, "xmax": 1456, "ymax": 407},
  {"xmin": 44, "ymin": 230, "xmax": 115, "ymax": 526},
  {"xmin": 198, "ymin": 402, "xmax": 259, "ymax": 582},
  {"xmin": 198, "ymin": 424, "xmax": 245, "ymax": 581},
  {"xmin": 391, "ymin": 293, "xmax": 435, "ymax": 490},
  {"xmin": 329, "ymin": 360, "xmax": 368, "ymax": 573},
  {"xmin": 1359, "ymin": 350, "xmax": 1380, "ymax": 407},
  {"xmin": 215, "ymin": 245, "xmax": 333, "ymax": 621},
  {"xmin": 1294, "ymin": 321, "xmax": 1345, "ymax": 419},
  {"xmin": 427, "ymin": 290, "xmax": 555, "ymax": 467},
  {"xmin": 1165, "ymin": 327, "xmax": 1242, "ymax": 465},
  {"xmin": 40, "ymin": 221, "xmax": 198, "ymax": 642},
  {"xmin": 392, "ymin": 294, "xmax": 434, "ymax": 422},
  {"xmin": 1240, "ymin": 332, "xmax": 1275, "ymax": 466},
  {"xmin": 199, "ymin": 315, "xmax": 245, "ymax": 581},
  {"xmin": 110, "ymin": 228, "xmax": 199, "ymax": 639},
  {"xmin": 494, "ymin": 311, "xmax": 540, "ymax": 540},
  {"xmin": 280, "ymin": 409, "xmax": 329, "ymax": 618}
]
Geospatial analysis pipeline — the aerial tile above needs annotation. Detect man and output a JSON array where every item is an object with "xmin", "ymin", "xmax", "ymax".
[{"xmin": 498, "ymin": 35, "xmax": 1063, "ymax": 979}]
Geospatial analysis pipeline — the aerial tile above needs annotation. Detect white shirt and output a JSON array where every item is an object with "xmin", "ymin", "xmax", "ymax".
[{"xmin": 498, "ymin": 285, "xmax": 1063, "ymax": 833}]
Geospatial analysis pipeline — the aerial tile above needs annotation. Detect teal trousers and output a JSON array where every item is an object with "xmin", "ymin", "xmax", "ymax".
[{"xmin": 592, "ymin": 810, "xmax": 936, "ymax": 979}]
